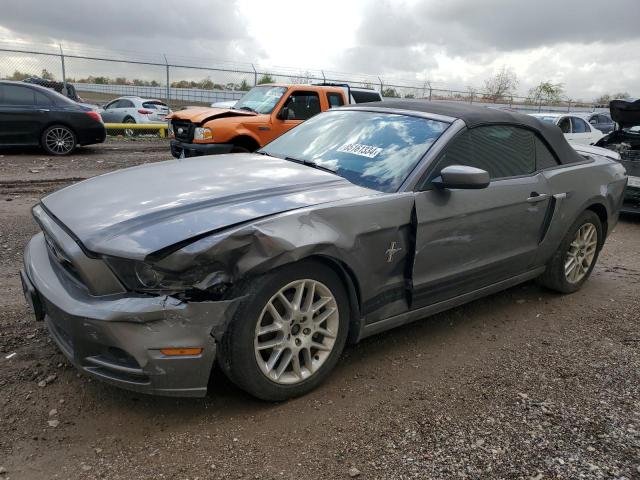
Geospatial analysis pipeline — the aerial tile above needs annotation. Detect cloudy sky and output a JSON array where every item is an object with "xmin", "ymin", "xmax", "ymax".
[{"xmin": 1, "ymin": 0, "xmax": 638, "ymax": 100}]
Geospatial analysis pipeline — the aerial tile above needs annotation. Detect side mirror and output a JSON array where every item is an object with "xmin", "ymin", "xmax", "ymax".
[
  {"xmin": 277, "ymin": 106, "xmax": 290, "ymax": 120},
  {"xmin": 432, "ymin": 165, "xmax": 490, "ymax": 190}
]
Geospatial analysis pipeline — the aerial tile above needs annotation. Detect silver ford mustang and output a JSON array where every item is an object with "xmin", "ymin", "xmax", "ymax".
[{"xmin": 21, "ymin": 101, "xmax": 627, "ymax": 401}]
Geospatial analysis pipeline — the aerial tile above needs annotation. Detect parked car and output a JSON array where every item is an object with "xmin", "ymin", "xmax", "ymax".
[
  {"xmin": 584, "ymin": 112, "xmax": 615, "ymax": 134},
  {"xmin": 0, "ymin": 80, "xmax": 105, "ymax": 155},
  {"xmin": 98, "ymin": 96, "xmax": 171, "ymax": 134},
  {"xmin": 23, "ymin": 76, "xmax": 84, "ymax": 103},
  {"xmin": 595, "ymin": 98, "xmax": 640, "ymax": 213},
  {"xmin": 530, "ymin": 113, "xmax": 605, "ymax": 145},
  {"xmin": 210, "ymin": 100, "xmax": 237, "ymax": 108},
  {"xmin": 21, "ymin": 101, "xmax": 626, "ymax": 400},
  {"xmin": 167, "ymin": 84, "xmax": 383, "ymax": 158}
]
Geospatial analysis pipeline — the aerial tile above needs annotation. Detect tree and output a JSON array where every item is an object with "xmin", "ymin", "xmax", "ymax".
[
  {"xmin": 257, "ymin": 73, "xmax": 275, "ymax": 85},
  {"xmin": 404, "ymin": 93, "xmax": 415, "ymax": 99},
  {"xmin": 483, "ymin": 66, "xmax": 519, "ymax": 102},
  {"xmin": 238, "ymin": 79, "xmax": 251, "ymax": 91},
  {"xmin": 6, "ymin": 70, "xmax": 30, "ymax": 81},
  {"xmin": 594, "ymin": 91, "xmax": 631, "ymax": 104},
  {"xmin": 527, "ymin": 81, "xmax": 564, "ymax": 105},
  {"xmin": 382, "ymin": 87, "xmax": 399, "ymax": 98},
  {"xmin": 41, "ymin": 69, "xmax": 54, "ymax": 80}
]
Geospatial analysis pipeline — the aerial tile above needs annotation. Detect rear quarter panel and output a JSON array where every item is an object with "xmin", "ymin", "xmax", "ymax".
[{"xmin": 534, "ymin": 156, "xmax": 626, "ymax": 266}]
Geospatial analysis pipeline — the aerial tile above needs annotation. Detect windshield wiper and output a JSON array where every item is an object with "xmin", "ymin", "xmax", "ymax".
[
  {"xmin": 237, "ymin": 106, "xmax": 255, "ymax": 112},
  {"xmin": 284, "ymin": 156, "xmax": 338, "ymax": 176}
]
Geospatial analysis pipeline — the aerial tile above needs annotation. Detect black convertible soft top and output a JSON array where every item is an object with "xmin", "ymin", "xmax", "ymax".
[{"xmin": 352, "ymin": 100, "xmax": 584, "ymax": 164}]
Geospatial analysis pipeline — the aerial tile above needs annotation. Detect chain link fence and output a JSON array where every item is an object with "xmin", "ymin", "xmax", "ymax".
[{"xmin": 0, "ymin": 41, "xmax": 601, "ymax": 117}]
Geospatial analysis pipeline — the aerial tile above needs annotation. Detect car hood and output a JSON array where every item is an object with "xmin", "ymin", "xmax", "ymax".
[
  {"xmin": 40, "ymin": 154, "xmax": 374, "ymax": 260},
  {"xmin": 609, "ymin": 99, "xmax": 640, "ymax": 129},
  {"xmin": 169, "ymin": 107, "xmax": 257, "ymax": 124}
]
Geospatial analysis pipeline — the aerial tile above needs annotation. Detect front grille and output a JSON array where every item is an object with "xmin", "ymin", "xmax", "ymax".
[{"xmin": 172, "ymin": 120, "xmax": 194, "ymax": 142}]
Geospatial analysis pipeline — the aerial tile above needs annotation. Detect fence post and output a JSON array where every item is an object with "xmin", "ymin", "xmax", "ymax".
[
  {"xmin": 252, "ymin": 64, "xmax": 257, "ymax": 86},
  {"xmin": 509, "ymin": 96, "xmax": 513, "ymax": 108},
  {"xmin": 163, "ymin": 54, "xmax": 170, "ymax": 104},
  {"xmin": 378, "ymin": 76, "xmax": 383, "ymax": 95},
  {"xmin": 429, "ymin": 87, "xmax": 432, "ymax": 101},
  {"xmin": 321, "ymin": 70, "xmax": 326, "ymax": 82},
  {"xmin": 58, "ymin": 44, "xmax": 67, "ymax": 94},
  {"xmin": 567, "ymin": 100, "xmax": 572, "ymax": 112}
]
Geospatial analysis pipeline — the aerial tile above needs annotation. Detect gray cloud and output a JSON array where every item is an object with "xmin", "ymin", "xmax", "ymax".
[
  {"xmin": 0, "ymin": 0, "xmax": 264, "ymax": 63},
  {"xmin": 353, "ymin": 0, "xmax": 640, "ymax": 54}
]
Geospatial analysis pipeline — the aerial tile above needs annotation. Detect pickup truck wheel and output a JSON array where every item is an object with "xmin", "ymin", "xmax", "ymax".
[
  {"xmin": 537, "ymin": 210, "xmax": 602, "ymax": 293},
  {"xmin": 218, "ymin": 260, "xmax": 349, "ymax": 401},
  {"xmin": 230, "ymin": 146, "xmax": 250, "ymax": 153}
]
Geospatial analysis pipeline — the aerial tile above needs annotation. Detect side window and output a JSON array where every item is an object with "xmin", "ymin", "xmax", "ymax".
[
  {"xmin": 429, "ymin": 126, "xmax": 536, "ymax": 183},
  {"xmin": 105, "ymin": 100, "xmax": 119, "ymax": 109},
  {"xmin": 119, "ymin": 99, "xmax": 135, "ymax": 108},
  {"xmin": 2, "ymin": 85, "xmax": 36, "ymax": 105},
  {"xmin": 327, "ymin": 93, "xmax": 344, "ymax": 108},
  {"xmin": 469, "ymin": 126, "xmax": 535, "ymax": 178},
  {"xmin": 557, "ymin": 117, "xmax": 571, "ymax": 133},
  {"xmin": 572, "ymin": 117, "xmax": 588, "ymax": 133},
  {"xmin": 284, "ymin": 91, "xmax": 321, "ymax": 120},
  {"xmin": 35, "ymin": 91, "xmax": 53, "ymax": 106},
  {"xmin": 535, "ymin": 137, "xmax": 559, "ymax": 169}
]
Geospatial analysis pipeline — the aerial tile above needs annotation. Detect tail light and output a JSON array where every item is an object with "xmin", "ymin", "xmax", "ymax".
[
  {"xmin": 86, "ymin": 111, "xmax": 103, "ymax": 123},
  {"xmin": 138, "ymin": 109, "xmax": 153, "ymax": 115}
]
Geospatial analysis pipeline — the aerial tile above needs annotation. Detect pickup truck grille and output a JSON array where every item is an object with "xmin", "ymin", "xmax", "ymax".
[{"xmin": 172, "ymin": 120, "xmax": 194, "ymax": 143}]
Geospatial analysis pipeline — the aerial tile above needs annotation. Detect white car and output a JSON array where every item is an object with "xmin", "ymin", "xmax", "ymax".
[
  {"xmin": 530, "ymin": 113, "xmax": 604, "ymax": 145},
  {"xmin": 99, "ymin": 96, "xmax": 171, "ymax": 125}
]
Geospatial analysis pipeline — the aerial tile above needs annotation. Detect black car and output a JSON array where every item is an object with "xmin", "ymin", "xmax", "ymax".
[
  {"xmin": 0, "ymin": 81, "xmax": 105, "ymax": 155},
  {"xmin": 585, "ymin": 112, "xmax": 615, "ymax": 134}
]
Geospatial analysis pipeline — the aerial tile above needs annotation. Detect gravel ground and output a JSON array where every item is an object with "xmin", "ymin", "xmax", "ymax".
[{"xmin": 0, "ymin": 139, "xmax": 639, "ymax": 480}]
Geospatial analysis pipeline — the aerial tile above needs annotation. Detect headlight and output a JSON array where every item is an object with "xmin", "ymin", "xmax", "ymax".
[
  {"xmin": 104, "ymin": 257, "xmax": 223, "ymax": 293},
  {"xmin": 193, "ymin": 127, "xmax": 213, "ymax": 141}
]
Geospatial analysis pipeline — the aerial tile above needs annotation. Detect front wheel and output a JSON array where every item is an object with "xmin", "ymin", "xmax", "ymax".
[
  {"xmin": 41, "ymin": 125, "xmax": 77, "ymax": 155},
  {"xmin": 218, "ymin": 261, "xmax": 350, "ymax": 401},
  {"xmin": 123, "ymin": 117, "xmax": 136, "ymax": 137},
  {"xmin": 537, "ymin": 210, "xmax": 603, "ymax": 293}
]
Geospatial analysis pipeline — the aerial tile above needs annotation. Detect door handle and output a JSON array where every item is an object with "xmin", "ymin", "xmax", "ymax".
[{"xmin": 527, "ymin": 192, "xmax": 550, "ymax": 203}]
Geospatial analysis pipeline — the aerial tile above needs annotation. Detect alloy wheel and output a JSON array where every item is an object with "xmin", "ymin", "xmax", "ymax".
[
  {"xmin": 564, "ymin": 223, "xmax": 598, "ymax": 283},
  {"xmin": 254, "ymin": 279, "xmax": 339, "ymax": 385},
  {"xmin": 45, "ymin": 127, "xmax": 74, "ymax": 154}
]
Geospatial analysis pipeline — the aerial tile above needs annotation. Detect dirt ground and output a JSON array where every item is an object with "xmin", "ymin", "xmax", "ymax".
[{"xmin": 0, "ymin": 139, "xmax": 639, "ymax": 480}]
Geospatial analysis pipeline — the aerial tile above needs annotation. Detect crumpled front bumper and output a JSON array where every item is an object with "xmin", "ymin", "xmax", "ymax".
[
  {"xmin": 170, "ymin": 140, "xmax": 234, "ymax": 158},
  {"xmin": 22, "ymin": 233, "xmax": 239, "ymax": 397}
]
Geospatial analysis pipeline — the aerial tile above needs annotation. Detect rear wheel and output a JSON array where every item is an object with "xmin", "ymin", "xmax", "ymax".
[
  {"xmin": 218, "ymin": 261, "xmax": 349, "ymax": 401},
  {"xmin": 41, "ymin": 125, "xmax": 76, "ymax": 156},
  {"xmin": 123, "ymin": 117, "xmax": 136, "ymax": 137},
  {"xmin": 537, "ymin": 210, "xmax": 602, "ymax": 293}
]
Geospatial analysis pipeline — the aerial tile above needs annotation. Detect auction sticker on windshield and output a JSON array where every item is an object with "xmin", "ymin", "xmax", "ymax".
[{"xmin": 337, "ymin": 143, "xmax": 382, "ymax": 158}]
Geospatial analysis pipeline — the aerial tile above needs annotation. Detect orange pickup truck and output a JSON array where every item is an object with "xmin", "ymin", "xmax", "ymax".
[{"xmin": 167, "ymin": 83, "xmax": 380, "ymax": 158}]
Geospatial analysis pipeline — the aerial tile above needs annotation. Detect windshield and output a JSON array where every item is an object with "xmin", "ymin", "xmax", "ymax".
[
  {"xmin": 233, "ymin": 86, "xmax": 287, "ymax": 114},
  {"xmin": 260, "ymin": 110, "xmax": 450, "ymax": 192}
]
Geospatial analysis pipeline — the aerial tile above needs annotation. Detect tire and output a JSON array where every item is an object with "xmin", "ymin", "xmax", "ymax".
[
  {"xmin": 123, "ymin": 117, "xmax": 136, "ymax": 137},
  {"xmin": 537, "ymin": 210, "xmax": 603, "ymax": 293},
  {"xmin": 41, "ymin": 125, "xmax": 77, "ymax": 156},
  {"xmin": 218, "ymin": 260, "xmax": 350, "ymax": 401},
  {"xmin": 229, "ymin": 146, "xmax": 250, "ymax": 153}
]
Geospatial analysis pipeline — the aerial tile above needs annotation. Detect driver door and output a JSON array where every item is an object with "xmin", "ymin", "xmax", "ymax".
[
  {"xmin": 268, "ymin": 91, "xmax": 322, "ymax": 141},
  {"xmin": 411, "ymin": 126, "xmax": 552, "ymax": 308}
]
